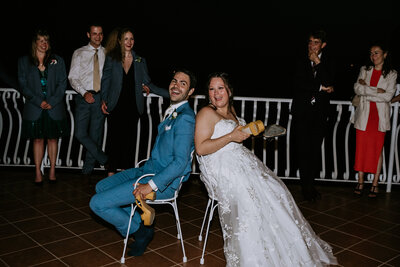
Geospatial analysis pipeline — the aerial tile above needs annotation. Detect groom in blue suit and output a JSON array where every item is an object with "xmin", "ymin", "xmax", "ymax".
[{"xmin": 89, "ymin": 68, "xmax": 196, "ymax": 256}]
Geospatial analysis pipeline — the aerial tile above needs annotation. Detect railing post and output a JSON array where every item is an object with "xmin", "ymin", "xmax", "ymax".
[{"xmin": 386, "ymin": 85, "xmax": 400, "ymax": 192}]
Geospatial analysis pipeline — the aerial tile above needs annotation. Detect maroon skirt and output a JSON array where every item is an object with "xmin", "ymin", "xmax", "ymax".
[{"xmin": 354, "ymin": 102, "xmax": 386, "ymax": 173}]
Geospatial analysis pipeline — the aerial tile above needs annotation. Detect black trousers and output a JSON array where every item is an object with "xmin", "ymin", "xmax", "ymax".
[
  {"xmin": 105, "ymin": 111, "xmax": 140, "ymax": 172},
  {"xmin": 293, "ymin": 110, "xmax": 328, "ymax": 196}
]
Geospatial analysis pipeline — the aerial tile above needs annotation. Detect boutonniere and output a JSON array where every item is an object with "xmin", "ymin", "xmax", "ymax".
[
  {"xmin": 134, "ymin": 57, "xmax": 142, "ymax": 63},
  {"xmin": 50, "ymin": 59, "xmax": 57, "ymax": 65},
  {"xmin": 171, "ymin": 110, "xmax": 178, "ymax": 119}
]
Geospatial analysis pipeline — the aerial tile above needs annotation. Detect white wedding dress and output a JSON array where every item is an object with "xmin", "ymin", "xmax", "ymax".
[{"xmin": 198, "ymin": 119, "xmax": 338, "ymax": 267}]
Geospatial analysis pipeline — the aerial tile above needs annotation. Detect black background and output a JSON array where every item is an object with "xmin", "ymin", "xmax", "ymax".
[{"xmin": 1, "ymin": 0, "xmax": 399, "ymax": 100}]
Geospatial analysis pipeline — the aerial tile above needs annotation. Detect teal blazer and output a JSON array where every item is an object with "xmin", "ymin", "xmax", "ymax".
[{"xmin": 137, "ymin": 102, "xmax": 195, "ymax": 193}]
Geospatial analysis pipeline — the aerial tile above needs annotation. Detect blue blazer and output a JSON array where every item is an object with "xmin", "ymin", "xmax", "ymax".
[
  {"xmin": 136, "ymin": 102, "xmax": 195, "ymax": 193},
  {"xmin": 18, "ymin": 55, "xmax": 67, "ymax": 121},
  {"xmin": 100, "ymin": 51, "xmax": 169, "ymax": 114}
]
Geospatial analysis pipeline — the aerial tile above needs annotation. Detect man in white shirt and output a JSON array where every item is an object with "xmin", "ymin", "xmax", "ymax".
[{"xmin": 69, "ymin": 23, "xmax": 108, "ymax": 175}]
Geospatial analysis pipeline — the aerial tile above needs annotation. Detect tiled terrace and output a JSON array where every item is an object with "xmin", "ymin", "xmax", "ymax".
[{"xmin": 0, "ymin": 168, "xmax": 399, "ymax": 267}]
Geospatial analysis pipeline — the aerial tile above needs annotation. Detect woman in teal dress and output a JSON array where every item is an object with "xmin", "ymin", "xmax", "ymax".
[{"xmin": 18, "ymin": 29, "xmax": 68, "ymax": 184}]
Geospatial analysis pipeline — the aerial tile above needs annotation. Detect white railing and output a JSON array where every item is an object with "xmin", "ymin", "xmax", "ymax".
[{"xmin": 1, "ymin": 87, "xmax": 399, "ymax": 192}]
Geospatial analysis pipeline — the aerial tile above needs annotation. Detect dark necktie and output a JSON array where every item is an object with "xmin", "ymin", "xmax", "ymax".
[{"xmin": 311, "ymin": 61, "xmax": 316, "ymax": 77}]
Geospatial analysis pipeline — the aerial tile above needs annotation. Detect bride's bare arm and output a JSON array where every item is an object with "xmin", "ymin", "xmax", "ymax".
[{"xmin": 195, "ymin": 107, "xmax": 250, "ymax": 156}]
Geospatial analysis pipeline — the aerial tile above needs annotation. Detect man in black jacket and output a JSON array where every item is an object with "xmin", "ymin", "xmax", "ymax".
[{"xmin": 291, "ymin": 29, "xmax": 335, "ymax": 202}]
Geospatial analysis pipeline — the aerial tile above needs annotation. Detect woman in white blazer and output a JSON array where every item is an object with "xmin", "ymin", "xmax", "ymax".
[{"xmin": 352, "ymin": 43, "xmax": 397, "ymax": 197}]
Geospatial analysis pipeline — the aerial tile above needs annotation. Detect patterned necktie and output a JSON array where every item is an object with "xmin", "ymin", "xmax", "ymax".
[
  {"xmin": 93, "ymin": 49, "xmax": 100, "ymax": 92},
  {"xmin": 163, "ymin": 106, "xmax": 174, "ymax": 121}
]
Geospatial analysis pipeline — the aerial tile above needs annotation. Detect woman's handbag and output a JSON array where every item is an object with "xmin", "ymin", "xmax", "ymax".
[{"xmin": 352, "ymin": 95, "xmax": 360, "ymax": 107}]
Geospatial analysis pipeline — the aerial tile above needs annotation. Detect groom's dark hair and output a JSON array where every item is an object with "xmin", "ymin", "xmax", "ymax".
[{"xmin": 173, "ymin": 67, "xmax": 197, "ymax": 89}]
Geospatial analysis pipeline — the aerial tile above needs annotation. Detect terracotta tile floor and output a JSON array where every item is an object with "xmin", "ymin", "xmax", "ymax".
[{"xmin": 0, "ymin": 168, "xmax": 399, "ymax": 266}]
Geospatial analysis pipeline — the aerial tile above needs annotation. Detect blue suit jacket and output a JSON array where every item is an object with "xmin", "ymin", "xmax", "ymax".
[
  {"xmin": 18, "ymin": 55, "xmax": 67, "ymax": 121},
  {"xmin": 136, "ymin": 102, "xmax": 195, "ymax": 193},
  {"xmin": 100, "ymin": 51, "xmax": 169, "ymax": 114}
]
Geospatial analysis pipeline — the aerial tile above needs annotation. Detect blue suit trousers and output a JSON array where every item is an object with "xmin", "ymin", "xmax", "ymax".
[{"xmin": 89, "ymin": 167, "xmax": 176, "ymax": 236}]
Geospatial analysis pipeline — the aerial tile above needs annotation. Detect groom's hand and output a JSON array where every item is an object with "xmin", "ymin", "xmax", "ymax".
[{"xmin": 134, "ymin": 183, "xmax": 153, "ymax": 200}]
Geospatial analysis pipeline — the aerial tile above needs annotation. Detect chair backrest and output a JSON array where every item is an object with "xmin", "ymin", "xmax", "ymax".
[
  {"xmin": 196, "ymin": 155, "xmax": 217, "ymax": 201},
  {"xmin": 174, "ymin": 150, "xmax": 195, "ymax": 197},
  {"xmin": 172, "ymin": 175, "xmax": 185, "ymax": 199},
  {"xmin": 137, "ymin": 150, "xmax": 194, "ymax": 199}
]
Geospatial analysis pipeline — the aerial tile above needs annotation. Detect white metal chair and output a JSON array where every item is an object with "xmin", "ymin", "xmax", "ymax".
[
  {"xmin": 196, "ymin": 155, "xmax": 219, "ymax": 265},
  {"xmin": 120, "ymin": 159, "xmax": 188, "ymax": 264}
]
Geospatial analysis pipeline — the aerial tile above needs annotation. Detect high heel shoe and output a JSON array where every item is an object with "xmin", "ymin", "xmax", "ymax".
[
  {"xmin": 241, "ymin": 120, "xmax": 265, "ymax": 136},
  {"xmin": 35, "ymin": 171, "xmax": 43, "ymax": 186},
  {"xmin": 368, "ymin": 185, "xmax": 379, "ymax": 198},
  {"xmin": 135, "ymin": 192, "xmax": 156, "ymax": 226},
  {"xmin": 34, "ymin": 180, "xmax": 43, "ymax": 186},
  {"xmin": 353, "ymin": 183, "xmax": 364, "ymax": 196}
]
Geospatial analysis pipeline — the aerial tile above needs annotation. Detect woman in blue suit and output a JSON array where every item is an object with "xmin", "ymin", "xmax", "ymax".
[
  {"xmin": 100, "ymin": 27, "xmax": 169, "ymax": 176},
  {"xmin": 18, "ymin": 29, "xmax": 68, "ymax": 184}
]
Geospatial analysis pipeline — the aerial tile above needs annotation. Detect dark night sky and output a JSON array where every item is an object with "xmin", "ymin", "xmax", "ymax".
[{"xmin": 1, "ymin": 0, "xmax": 399, "ymax": 100}]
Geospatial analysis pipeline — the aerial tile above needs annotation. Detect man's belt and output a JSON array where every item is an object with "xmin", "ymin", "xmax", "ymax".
[{"xmin": 87, "ymin": 90, "xmax": 100, "ymax": 95}]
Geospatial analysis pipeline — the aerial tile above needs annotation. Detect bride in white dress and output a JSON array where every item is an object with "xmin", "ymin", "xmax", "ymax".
[{"xmin": 194, "ymin": 72, "xmax": 338, "ymax": 267}]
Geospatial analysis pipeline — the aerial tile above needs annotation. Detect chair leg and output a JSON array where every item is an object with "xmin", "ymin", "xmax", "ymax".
[
  {"xmin": 200, "ymin": 200, "xmax": 218, "ymax": 265},
  {"xmin": 121, "ymin": 204, "xmax": 137, "ymax": 263},
  {"xmin": 172, "ymin": 201, "xmax": 187, "ymax": 263},
  {"xmin": 198, "ymin": 199, "xmax": 211, "ymax": 241}
]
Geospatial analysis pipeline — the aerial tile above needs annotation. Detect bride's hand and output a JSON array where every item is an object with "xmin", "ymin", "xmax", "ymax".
[{"xmin": 229, "ymin": 126, "xmax": 250, "ymax": 143}]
